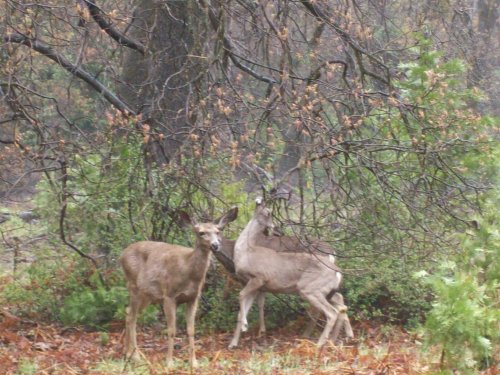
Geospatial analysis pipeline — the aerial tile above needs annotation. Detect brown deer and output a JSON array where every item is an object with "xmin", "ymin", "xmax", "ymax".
[
  {"xmin": 120, "ymin": 207, "xmax": 238, "ymax": 368},
  {"xmin": 229, "ymin": 198, "xmax": 346, "ymax": 349},
  {"xmin": 217, "ymin": 236, "xmax": 353, "ymax": 342}
]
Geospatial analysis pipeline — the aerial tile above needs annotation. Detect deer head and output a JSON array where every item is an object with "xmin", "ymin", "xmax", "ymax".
[
  {"xmin": 254, "ymin": 197, "xmax": 275, "ymax": 235},
  {"xmin": 178, "ymin": 207, "xmax": 239, "ymax": 252}
]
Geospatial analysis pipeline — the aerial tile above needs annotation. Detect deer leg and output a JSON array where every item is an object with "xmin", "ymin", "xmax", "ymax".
[
  {"xmin": 124, "ymin": 293, "xmax": 148, "ymax": 360},
  {"xmin": 329, "ymin": 310, "xmax": 353, "ymax": 342},
  {"xmin": 329, "ymin": 311, "xmax": 344, "ymax": 343},
  {"xmin": 229, "ymin": 278, "xmax": 265, "ymax": 349},
  {"xmin": 242, "ymin": 292, "xmax": 258, "ymax": 333},
  {"xmin": 329, "ymin": 293, "xmax": 354, "ymax": 342},
  {"xmin": 302, "ymin": 292, "xmax": 339, "ymax": 347},
  {"xmin": 256, "ymin": 292, "xmax": 266, "ymax": 337},
  {"xmin": 343, "ymin": 313, "xmax": 354, "ymax": 339},
  {"xmin": 162, "ymin": 297, "xmax": 177, "ymax": 367},
  {"xmin": 185, "ymin": 299, "xmax": 199, "ymax": 369},
  {"xmin": 302, "ymin": 305, "xmax": 320, "ymax": 338}
]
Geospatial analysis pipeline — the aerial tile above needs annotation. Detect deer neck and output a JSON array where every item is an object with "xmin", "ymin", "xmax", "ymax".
[
  {"xmin": 188, "ymin": 243, "xmax": 212, "ymax": 279},
  {"xmin": 234, "ymin": 217, "xmax": 262, "ymax": 258}
]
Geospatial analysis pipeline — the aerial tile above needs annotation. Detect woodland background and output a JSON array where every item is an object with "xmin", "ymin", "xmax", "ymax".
[{"xmin": 0, "ymin": 0, "xmax": 498, "ymax": 373}]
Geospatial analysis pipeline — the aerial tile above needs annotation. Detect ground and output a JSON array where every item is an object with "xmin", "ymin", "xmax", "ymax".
[{"xmin": 0, "ymin": 308, "xmax": 462, "ymax": 375}]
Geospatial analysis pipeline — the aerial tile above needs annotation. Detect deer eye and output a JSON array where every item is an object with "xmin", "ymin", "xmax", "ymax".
[{"xmin": 199, "ymin": 231, "xmax": 206, "ymax": 236}]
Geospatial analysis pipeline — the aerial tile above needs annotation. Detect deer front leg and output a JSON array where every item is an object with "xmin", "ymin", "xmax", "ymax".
[
  {"xmin": 229, "ymin": 278, "xmax": 265, "ymax": 349},
  {"xmin": 185, "ymin": 299, "xmax": 199, "ymax": 369},
  {"xmin": 162, "ymin": 297, "xmax": 177, "ymax": 367},
  {"xmin": 256, "ymin": 292, "xmax": 266, "ymax": 337}
]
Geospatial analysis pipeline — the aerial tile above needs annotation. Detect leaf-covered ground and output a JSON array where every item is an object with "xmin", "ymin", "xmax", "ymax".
[{"xmin": 1, "ymin": 306, "xmax": 481, "ymax": 375}]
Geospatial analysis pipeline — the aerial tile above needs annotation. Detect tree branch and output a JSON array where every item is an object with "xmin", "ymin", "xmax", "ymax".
[
  {"xmin": 225, "ymin": 42, "xmax": 279, "ymax": 84},
  {"xmin": 199, "ymin": 0, "xmax": 279, "ymax": 84},
  {"xmin": 300, "ymin": 0, "xmax": 390, "ymax": 84},
  {"xmin": 59, "ymin": 158, "xmax": 108, "ymax": 289},
  {"xmin": 4, "ymin": 33, "xmax": 135, "ymax": 114},
  {"xmin": 81, "ymin": 0, "xmax": 146, "ymax": 55}
]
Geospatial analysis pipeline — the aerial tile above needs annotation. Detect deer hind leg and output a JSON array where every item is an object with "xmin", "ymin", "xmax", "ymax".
[
  {"xmin": 124, "ymin": 292, "xmax": 148, "ymax": 360},
  {"xmin": 302, "ymin": 305, "xmax": 321, "ymax": 338},
  {"xmin": 162, "ymin": 297, "xmax": 177, "ymax": 367},
  {"xmin": 229, "ymin": 278, "xmax": 265, "ymax": 349},
  {"xmin": 301, "ymin": 305, "xmax": 348, "ymax": 341},
  {"xmin": 185, "ymin": 299, "xmax": 199, "ymax": 369},
  {"xmin": 301, "ymin": 291, "xmax": 339, "ymax": 347},
  {"xmin": 329, "ymin": 293, "xmax": 354, "ymax": 342},
  {"xmin": 256, "ymin": 292, "xmax": 266, "ymax": 337}
]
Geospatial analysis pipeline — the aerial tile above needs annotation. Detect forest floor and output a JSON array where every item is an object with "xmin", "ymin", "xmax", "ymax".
[{"xmin": 0, "ymin": 306, "xmax": 468, "ymax": 375}]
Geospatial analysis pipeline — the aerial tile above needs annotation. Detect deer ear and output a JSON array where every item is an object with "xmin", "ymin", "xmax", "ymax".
[
  {"xmin": 178, "ymin": 211, "xmax": 195, "ymax": 229},
  {"xmin": 215, "ymin": 206, "xmax": 238, "ymax": 229},
  {"xmin": 255, "ymin": 196, "xmax": 264, "ymax": 207}
]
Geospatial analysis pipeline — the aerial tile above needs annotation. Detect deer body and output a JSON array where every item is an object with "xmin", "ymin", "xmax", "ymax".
[
  {"xmin": 122, "ymin": 242, "xmax": 211, "ymax": 304},
  {"xmin": 229, "ymin": 199, "xmax": 344, "ymax": 348},
  {"xmin": 121, "ymin": 208, "xmax": 237, "ymax": 368},
  {"xmin": 219, "ymin": 236, "xmax": 353, "ymax": 341}
]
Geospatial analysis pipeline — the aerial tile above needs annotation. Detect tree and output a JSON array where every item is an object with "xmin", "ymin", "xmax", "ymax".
[{"xmin": 1, "ymin": 0, "xmax": 497, "ymax": 318}]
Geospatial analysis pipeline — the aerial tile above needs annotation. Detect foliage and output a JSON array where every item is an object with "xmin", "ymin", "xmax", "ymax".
[
  {"xmin": 417, "ymin": 181, "xmax": 500, "ymax": 373},
  {"xmin": 1, "ymin": 253, "xmax": 126, "ymax": 328},
  {"xmin": 344, "ymin": 266, "xmax": 432, "ymax": 326},
  {"xmin": 60, "ymin": 283, "xmax": 128, "ymax": 329},
  {"xmin": 1, "ymin": 254, "xmax": 81, "ymax": 321}
]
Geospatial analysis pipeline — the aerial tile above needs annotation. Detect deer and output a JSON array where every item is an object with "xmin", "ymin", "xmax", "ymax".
[
  {"xmin": 229, "ymin": 198, "xmax": 348, "ymax": 349},
  {"xmin": 217, "ymin": 235, "xmax": 354, "ymax": 342},
  {"xmin": 120, "ymin": 207, "xmax": 238, "ymax": 368}
]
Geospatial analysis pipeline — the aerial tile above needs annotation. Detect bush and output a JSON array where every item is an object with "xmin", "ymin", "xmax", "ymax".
[
  {"xmin": 417, "ymin": 192, "xmax": 500, "ymax": 373},
  {"xmin": 60, "ymin": 283, "xmax": 128, "ymax": 328},
  {"xmin": 1, "ymin": 254, "xmax": 136, "ymax": 329},
  {"xmin": 344, "ymin": 270, "xmax": 432, "ymax": 327},
  {"xmin": 1, "ymin": 255, "xmax": 82, "ymax": 321}
]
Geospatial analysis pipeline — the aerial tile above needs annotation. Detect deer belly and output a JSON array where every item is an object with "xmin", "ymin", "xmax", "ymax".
[
  {"xmin": 176, "ymin": 291, "xmax": 197, "ymax": 304},
  {"xmin": 264, "ymin": 279, "xmax": 298, "ymax": 293}
]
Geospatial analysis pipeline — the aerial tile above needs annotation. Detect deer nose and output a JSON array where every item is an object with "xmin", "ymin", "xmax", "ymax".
[{"xmin": 210, "ymin": 241, "xmax": 220, "ymax": 252}]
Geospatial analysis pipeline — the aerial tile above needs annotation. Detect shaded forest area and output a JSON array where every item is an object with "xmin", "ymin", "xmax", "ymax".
[{"xmin": 0, "ymin": 0, "xmax": 499, "ymax": 373}]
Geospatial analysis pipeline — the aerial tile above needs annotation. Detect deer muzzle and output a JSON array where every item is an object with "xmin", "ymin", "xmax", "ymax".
[{"xmin": 210, "ymin": 241, "xmax": 221, "ymax": 252}]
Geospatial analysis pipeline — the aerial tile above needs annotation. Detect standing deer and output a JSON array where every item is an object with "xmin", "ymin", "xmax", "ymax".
[
  {"xmin": 217, "ymin": 235, "xmax": 354, "ymax": 342},
  {"xmin": 120, "ymin": 207, "xmax": 238, "ymax": 368},
  {"xmin": 229, "ymin": 198, "xmax": 345, "ymax": 349}
]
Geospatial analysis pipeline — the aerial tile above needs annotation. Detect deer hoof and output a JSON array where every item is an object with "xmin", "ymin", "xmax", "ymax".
[
  {"xmin": 190, "ymin": 358, "xmax": 199, "ymax": 369},
  {"xmin": 125, "ymin": 350, "xmax": 141, "ymax": 362},
  {"xmin": 228, "ymin": 341, "xmax": 238, "ymax": 350}
]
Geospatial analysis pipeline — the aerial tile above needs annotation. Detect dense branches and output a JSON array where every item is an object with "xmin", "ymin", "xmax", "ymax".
[{"xmin": 0, "ymin": 0, "xmax": 497, "ymax": 276}]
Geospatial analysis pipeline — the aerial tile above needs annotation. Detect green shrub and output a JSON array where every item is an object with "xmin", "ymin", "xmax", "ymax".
[
  {"xmin": 60, "ymin": 284, "xmax": 128, "ymax": 328},
  {"xmin": 417, "ymin": 192, "xmax": 500, "ymax": 373},
  {"xmin": 1, "ymin": 255, "xmax": 82, "ymax": 320}
]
